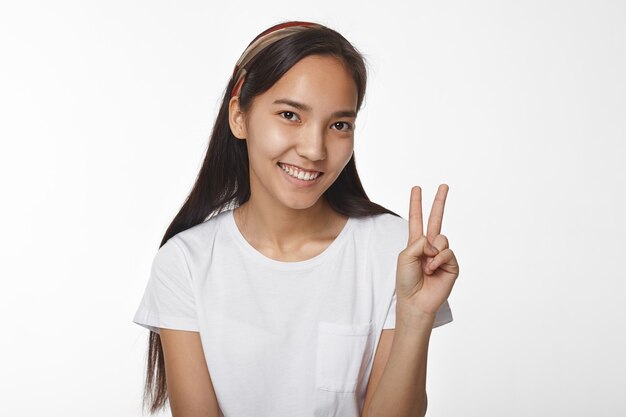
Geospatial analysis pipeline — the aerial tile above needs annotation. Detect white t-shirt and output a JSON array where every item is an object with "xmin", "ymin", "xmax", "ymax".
[{"xmin": 133, "ymin": 208, "xmax": 453, "ymax": 417}]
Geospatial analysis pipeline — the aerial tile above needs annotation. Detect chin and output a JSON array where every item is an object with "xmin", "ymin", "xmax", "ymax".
[
  {"xmin": 273, "ymin": 189, "xmax": 325, "ymax": 210},
  {"xmin": 281, "ymin": 197, "xmax": 321, "ymax": 211}
]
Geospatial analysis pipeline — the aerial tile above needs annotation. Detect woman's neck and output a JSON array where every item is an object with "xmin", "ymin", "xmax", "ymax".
[{"xmin": 233, "ymin": 198, "xmax": 347, "ymax": 255}]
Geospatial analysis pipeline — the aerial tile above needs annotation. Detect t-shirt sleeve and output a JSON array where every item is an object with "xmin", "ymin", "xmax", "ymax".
[
  {"xmin": 382, "ymin": 289, "xmax": 454, "ymax": 330},
  {"xmin": 132, "ymin": 236, "xmax": 200, "ymax": 334}
]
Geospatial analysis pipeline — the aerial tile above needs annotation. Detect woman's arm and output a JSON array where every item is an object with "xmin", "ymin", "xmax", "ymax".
[
  {"xmin": 363, "ymin": 184, "xmax": 459, "ymax": 417},
  {"xmin": 361, "ymin": 309, "xmax": 434, "ymax": 417},
  {"xmin": 160, "ymin": 328, "xmax": 221, "ymax": 417}
]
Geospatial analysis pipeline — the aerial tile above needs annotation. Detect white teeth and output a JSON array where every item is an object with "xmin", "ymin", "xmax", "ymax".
[{"xmin": 279, "ymin": 163, "xmax": 320, "ymax": 181}]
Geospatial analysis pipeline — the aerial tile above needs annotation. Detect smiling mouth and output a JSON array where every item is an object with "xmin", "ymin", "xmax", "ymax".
[{"xmin": 277, "ymin": 162, "xmax": 324, "ymax": 181}]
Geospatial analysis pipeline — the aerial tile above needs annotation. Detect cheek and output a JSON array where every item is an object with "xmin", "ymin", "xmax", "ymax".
[
  {"xmin": 249, "ymin": 121, "xmax": 294, "ymax": 157},
  {"xmin": 265, "ymin": 124, "xmax": 294, "ymax": 151},
  {"xmin": 329, "ymin": 139, "xmax": 354, "ymax": 168}
]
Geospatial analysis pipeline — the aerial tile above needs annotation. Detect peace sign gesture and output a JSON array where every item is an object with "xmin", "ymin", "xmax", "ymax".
[{"xmin": 395, "ymin": 184, "xmax": 460, "ymax": 318}]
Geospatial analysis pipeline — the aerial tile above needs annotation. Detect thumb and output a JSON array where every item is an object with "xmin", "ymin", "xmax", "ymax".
[{"xmin": 426, "ymin": 241, "xmax": 440, "ymax": 257}]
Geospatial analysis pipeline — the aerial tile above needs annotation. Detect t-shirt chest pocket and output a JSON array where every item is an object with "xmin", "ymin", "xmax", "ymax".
[{"xmin": 315, "ymin": 320, "xmax": 375, "ymax": 392}]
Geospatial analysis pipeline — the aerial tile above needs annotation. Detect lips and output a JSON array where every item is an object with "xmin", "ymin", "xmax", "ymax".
[
  {"xmin": 277, "ymin": 162, "xmax": 323, "ymax": 186},
  {"xmin": 277, "ymin": 162, "xmax": 323, "ymax": 174}
]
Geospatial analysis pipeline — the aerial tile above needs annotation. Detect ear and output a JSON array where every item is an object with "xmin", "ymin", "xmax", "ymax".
[{"xmin": 228, "ymin": 96, "xmax": 247, "ymax": 140}]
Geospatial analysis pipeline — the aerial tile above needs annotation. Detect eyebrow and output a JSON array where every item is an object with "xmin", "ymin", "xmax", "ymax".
[{"xmin": 272, "ymin": 98, "xmax": 357, "ymax": 118}]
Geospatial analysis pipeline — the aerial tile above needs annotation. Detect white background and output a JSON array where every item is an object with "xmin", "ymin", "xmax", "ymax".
[{"xmin": 1, "ymin": 1, "xmax": 624, "ymax": 416}]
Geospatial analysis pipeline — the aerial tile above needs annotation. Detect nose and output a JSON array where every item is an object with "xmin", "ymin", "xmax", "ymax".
[{"xmin": 295, "ymin": 123, "xmax": 327, "ymax": 161}]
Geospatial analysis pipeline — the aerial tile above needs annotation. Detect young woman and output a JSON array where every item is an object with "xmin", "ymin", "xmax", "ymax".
[{"xmin": 133, "ymin": 20, "xmax": 460, "ymax": 417}]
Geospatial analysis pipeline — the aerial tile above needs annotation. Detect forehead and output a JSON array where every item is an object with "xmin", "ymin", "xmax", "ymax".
[{"xmin": 256, "ymin": 55, "xmax": 358, "ymax": 112}]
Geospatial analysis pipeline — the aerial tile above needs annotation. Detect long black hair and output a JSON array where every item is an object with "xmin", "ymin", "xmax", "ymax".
[{"xmin": 141, "ymin": 20, "xmax": 400, "ymax": 414}]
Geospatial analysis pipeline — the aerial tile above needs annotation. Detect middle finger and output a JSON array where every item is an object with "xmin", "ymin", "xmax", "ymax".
[{"xmin": 427, "ymin": 184, "xmax": 449, "ymax": 243}]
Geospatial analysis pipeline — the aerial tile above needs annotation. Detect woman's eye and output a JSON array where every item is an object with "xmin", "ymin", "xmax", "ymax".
[
  {"xmin": 278, "ymin": 112, "xmax": 353, "ymax": 132},
  {"xmin": 279, "ymin": 111, "xmax": 300, "ymax": 122},
  {"xmin": 333, "ymin": 121, "xmax": 354, "ymax": 132}
]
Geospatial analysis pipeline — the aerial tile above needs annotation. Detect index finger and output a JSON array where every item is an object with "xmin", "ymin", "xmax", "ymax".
[
  {"xmin": 426, "ymin": 184, "xmax": 449, "ymax": 243},
  {"xmin": 408, "ymin": 185, "xmax": 423, "ymax": 245}
]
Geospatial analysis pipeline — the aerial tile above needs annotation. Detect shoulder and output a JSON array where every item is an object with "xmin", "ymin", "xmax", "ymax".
[
  {"xmin": 170, "ymin": 210, "xmax": 229, "ymax": 250},
  {"xmin": 367, "ymin": 212, "xmax": 408, "ymax": 251},
  {"xmin": 370, "ymin": 212, "xmax": 408, "ymax": 232},
  {"xmin": 351, "ymin": 212, "xmax": 408, "ymax": 267}
]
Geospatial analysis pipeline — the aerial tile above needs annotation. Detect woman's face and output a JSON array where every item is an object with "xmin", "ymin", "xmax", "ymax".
[{"xmin": 229, "ymin": 54, "xmax": 358, "ymax": 211}]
